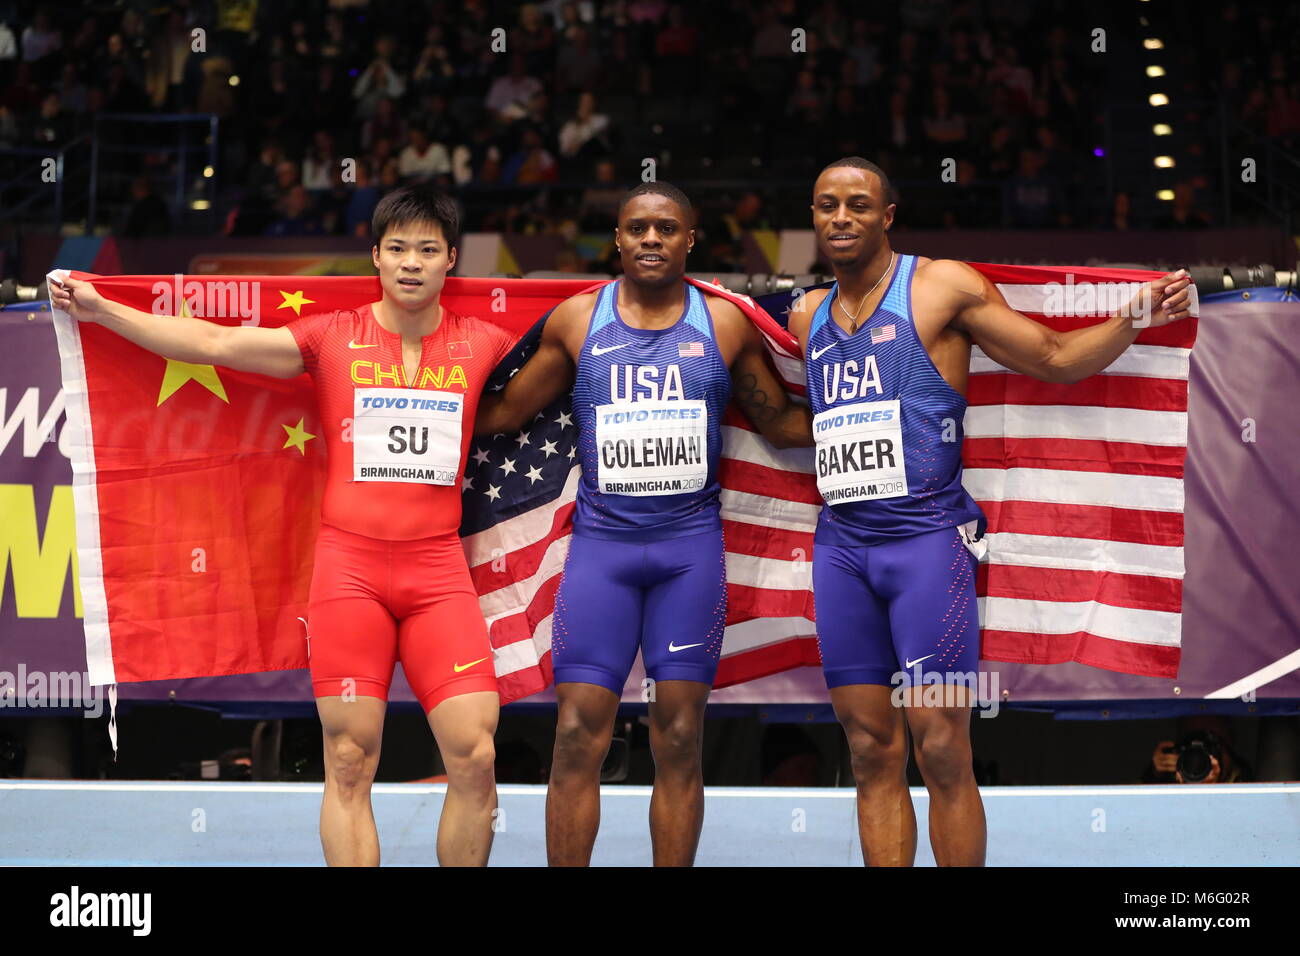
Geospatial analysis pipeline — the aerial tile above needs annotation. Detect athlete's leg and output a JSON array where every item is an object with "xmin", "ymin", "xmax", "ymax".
[
  {"xmin": 829, "ymin": 685, "xmax": 915, "ymax": 866},
  {"xmin": 547, "ymin": 682, "xmax": 620, "ymax": 865},
  {"xmin": 317, "ymin": 695, "xmax": 388, "ymax": 865},
  {"xmin": 547, "ymin": 534, "xmax": 643, "ymax": 866},
  {"xmin": 902, "ymin": 688, "xmax": 985, "ymax": 866},
  {"xmin": 395, "ymin": 534, "xmax": 501, "ymax": 866},
  {"xmin": 884, "ymin": 527, "xmax": 985, "ymax": 866},
  {"xmin": 814, "ymin": 541, "xmax": 916, "ymax": 865},
  {"xmin": 639, "ymin": 530, "xmax": 726, "ymax": 866},
  {"xmin": 426, "ymin": 691, "xmax": 499, "ymax": 865},
  {"xmin": 645, "ymin": 680, "xmax": 710, "ymax": 865},
  {"xmin": 307, "ymin": 525, "xmax": 402, "ymax": 867}
]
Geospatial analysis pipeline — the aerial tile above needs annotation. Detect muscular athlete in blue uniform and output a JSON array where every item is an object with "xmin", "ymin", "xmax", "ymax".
[
  {"xmin": 477, "ymin": 182, "xmax": 812, "ymax": 866},
  {"xmin": 788, "ymin": 157, "xmax": 1193, "ymax": 867}
]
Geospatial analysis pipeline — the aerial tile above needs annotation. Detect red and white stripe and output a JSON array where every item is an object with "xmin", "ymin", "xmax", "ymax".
[{"xmin": 961, "ymin": 268, "xmax": 1195, "ymax": 677}]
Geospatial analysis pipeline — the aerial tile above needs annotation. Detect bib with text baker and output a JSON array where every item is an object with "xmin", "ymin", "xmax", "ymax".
[
  {"xmin": 812, "ymin": 399, "xmax": 908, "ymax": 504},
  {"xmin": 804, "ymin": 255, "xmax": 985, "ymax": 547}
]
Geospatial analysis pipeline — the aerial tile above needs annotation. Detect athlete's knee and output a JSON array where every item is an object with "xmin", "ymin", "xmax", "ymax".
[
  {"xmin": 552, "ymin": 710, "xmax": 610, "ymax": 772},
  {"xmin": 324, "ymin": 734, "xmax": 378, "ymax": 795},
  {"xmin": 649, "ymin": 714, "xmax": 703, "ymax": 772},
  {"xmin": 841, "ymin": 718, "xmax": 907, "ymax": 781},
  {"xmin": 912, "ymin": 721, "xmax": 974, "ymax": 790},
  {"xmin": 442, "ymin": 734, "xmax": 497, "ymax": 794}
]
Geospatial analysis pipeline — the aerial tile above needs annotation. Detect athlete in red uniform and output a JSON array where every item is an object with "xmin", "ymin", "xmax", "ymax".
[{"xmin": 50, "ymin": 186, "xmax": 515, "ymax": 866}]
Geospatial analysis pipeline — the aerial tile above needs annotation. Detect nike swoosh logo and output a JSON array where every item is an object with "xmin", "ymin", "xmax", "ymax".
[
  {"xmin": 348, "ymin": 340, "xmax": 377, "ymax": 349},
  {"xmin": 453, "ymin": 657, "xmax": 488, "ymax": 673},
  {"xmin": 591, "ymin": 343, "xmax": 631, "ymax": 356},
  {"xmin": 668, "ymin": 641, "xmax": 704, "ymax": 653},
  {"xmin": 810, "ymin": 342, "xmax": 837, "ymax": 360},
  {"xmin": 904, "ymin": 655, "xmax": 934, "ymax": 669}
]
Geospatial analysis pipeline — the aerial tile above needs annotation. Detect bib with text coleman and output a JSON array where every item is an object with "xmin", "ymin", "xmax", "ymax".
[
  {"xmin": 572, "ymin": 281, "xmax": 731, "ymax": 539},
  {"xmin": 352, "ymin": 387, "xmax": 463, "ymax": 484},
  {"xmin": 813, "ymin": 399, "xmax": 908, "ymax": 504},
  {"xmin": 594, "ymin": 397, "xmax": 708, "ymax": 496}
]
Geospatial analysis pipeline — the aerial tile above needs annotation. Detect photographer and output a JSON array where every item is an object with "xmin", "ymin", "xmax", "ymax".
[{"xmin": 1143, "ymin": 718, "xmax": 1253, "ymax": 784}]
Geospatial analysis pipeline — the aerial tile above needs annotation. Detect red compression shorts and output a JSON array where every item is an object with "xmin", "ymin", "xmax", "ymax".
[{"xmin": 306, "ymin": 523, "xmax": 498, "ymax": 711}]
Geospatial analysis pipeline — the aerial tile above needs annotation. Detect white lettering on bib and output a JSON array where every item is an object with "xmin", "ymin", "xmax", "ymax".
[
  {"xmin": 594, "ymin": 399, "xmax": 708, "ymax": 496},
  {"xmin": 812, "ymin": 399, "xmax": 908, "ymax": 504},
  {"xmin": 352, "ymin": 387, "xmax": 463, "ymax": 485}
]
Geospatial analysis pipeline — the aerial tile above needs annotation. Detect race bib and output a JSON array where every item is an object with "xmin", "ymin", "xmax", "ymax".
[
  {"xmin": 813, "ymin": 399, "xmax": 908, "ymax": 505},
  {"xmin": 352, "ymin": 387, "xmax": 463, "ymax": 485},
  {"xmin": 594, "ymin": 399, "xmax": 708, "ymax": 496}
]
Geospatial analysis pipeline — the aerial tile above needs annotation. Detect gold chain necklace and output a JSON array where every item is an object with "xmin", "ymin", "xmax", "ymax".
[{"xmin": 837, "ymin": 252, "xmax": 897, "ymax": 334}]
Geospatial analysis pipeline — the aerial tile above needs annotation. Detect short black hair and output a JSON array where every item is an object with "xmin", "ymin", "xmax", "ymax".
[
  {"xmin": 371, "ymin": 185, "xmax": 460, "ymax": 248},
  {"xmin": 618, "ymin": 180, "xmax": 694, "ymax": 221},
  {"xmin": 819, "ymin": 156, "xmax": 899, "ymax": 207}
]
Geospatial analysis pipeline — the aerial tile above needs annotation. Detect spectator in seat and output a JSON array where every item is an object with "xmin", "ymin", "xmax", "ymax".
[
  {"xmin": 486, "ymin": 53, "xmax": 543, "ymax": 122},
  {"xmin": 503, "ymin": 126, "xmax": 558, "ymax": 185},
  {"xmin": 398, "ymin": 126, "xmax": 452, "ymax": 181},
  {"xmin": 1153, "ymin": 181, "xmax": 1210, "ymax": 230},
  {"xmin": 122, "ymin": 176, "xmax": 171, "ymax": 238},
  {"xmin": 558, "ymin": 91, "xmax": 611, "ymax": 162},
  {"xmin": 556, "ymin": 24, "xmax": 601, "ymax": 93},
  {"xmin": 352, "ymin": 35, "xmax": 406, "ymax": 121},
  {"xmin": 1003, "ymin": 148, "xmax": 1064, "ymax": 228},
  {"xmin": 302, "ymin": 130, "xmax": 341, "ymax": 192},
  {"xmin": 265, "ymin": 184, "xmax": 323, "ymax": 237}
]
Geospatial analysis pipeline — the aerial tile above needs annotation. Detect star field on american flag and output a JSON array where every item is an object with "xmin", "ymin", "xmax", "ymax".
[{"xmin": 459, "ymin": 312, "xmax": 580, "ymax": 537}]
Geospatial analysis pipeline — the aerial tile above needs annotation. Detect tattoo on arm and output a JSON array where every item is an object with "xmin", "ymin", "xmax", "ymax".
[{"xmin": 734, "ymin": 371, "xmax": 781, "ymax": 424}]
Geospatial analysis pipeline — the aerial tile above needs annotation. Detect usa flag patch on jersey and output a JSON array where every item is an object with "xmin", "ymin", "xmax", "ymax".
[{"xmin": 678, "ymin": 341, "xmax": 704, "ymax": 357}]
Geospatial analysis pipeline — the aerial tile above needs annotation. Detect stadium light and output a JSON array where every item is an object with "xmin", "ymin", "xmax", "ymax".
[
  {"xmin": 228, "ymin": 75, "xmax": 240, "ymax": 87},
  {"xmin": 1149, "ymin": 93, "xmax": 1169, "ymax": 106},
  {"xmin": 1146, "ymin": 65, "xmax": 1165, "ymax": 77},
  {"xmin": 1153, "ymin": 123, "xmax": 1172, "ymax": 135},
  {"xmin": 1154, "ymin": 156, "xmax": 1175, "ymax": 168},
  {"xmin": 203, "ymin": 166, "xmax": 214, "ymax": 178},
  {"xmin": 1156, "ymin": 189, "xmax": 1175, "ymax": 200},
  {"xmin": 191, "ymin": 200, "xmax": 211, "ymax": 210},
  {"xmin": 1144, "ymin": 38, "xmax": 1164, "ymax": 49}
]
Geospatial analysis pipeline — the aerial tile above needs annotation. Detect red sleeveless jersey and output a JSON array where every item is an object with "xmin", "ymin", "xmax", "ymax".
[{"xmin": 287, "ymin": 302, "xmax": 515, "ymax": 540}]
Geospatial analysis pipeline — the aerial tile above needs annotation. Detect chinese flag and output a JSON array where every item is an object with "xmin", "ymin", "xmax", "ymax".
[{"xmin": 49, "ymin": 273, "xmax": 584, "ymax": 688}]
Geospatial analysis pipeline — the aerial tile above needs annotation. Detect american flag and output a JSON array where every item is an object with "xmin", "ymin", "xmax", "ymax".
[
  {"xmin": 870, "ymin": 323, "xmax": 897, "ymax": 344},
  {"xmin": 461, "ymin": 269, "xmax": 1197, "ymax": 704},
  {"xmin": 679, "ymin": 341, "xmax": 705, "ymax": 357}
]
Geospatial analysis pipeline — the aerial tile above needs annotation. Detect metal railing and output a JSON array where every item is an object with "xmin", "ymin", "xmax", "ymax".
[
  {"xmin": 0, "ymin": 133, "xmax": 92, "ymax": 231},
  {"xmin": 87, "ymin": 113, "xmax": 220, "ymax": 234}
]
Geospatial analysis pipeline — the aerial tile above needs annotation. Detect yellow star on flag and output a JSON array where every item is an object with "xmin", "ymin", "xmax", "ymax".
[
  {"xmin": 276, "ymin": 289, "xmax": 315, "ymax": 316},
  {"xmin": 282, "ymin": 418, "xmax": 315, "ymax": 455},
  {"xmin": 157, "ymin": 298, "xmax": 229, "ymax": 406}
]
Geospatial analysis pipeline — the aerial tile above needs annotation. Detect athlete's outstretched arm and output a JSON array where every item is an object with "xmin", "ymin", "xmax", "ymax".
[
  {"xmin": 474, "ymin": 298, "xmax": 581, "ymax": 436},
  {"xmin": 934, "ymin": 260, "xmax": 1193, "ymax": 384},
  {"xmin": 729, "ymin": 314, "xmax": 813, "ymax": 449},
  {"xmin": 49, "ymin": 274, "xmax": 305, "ymax": 379}
]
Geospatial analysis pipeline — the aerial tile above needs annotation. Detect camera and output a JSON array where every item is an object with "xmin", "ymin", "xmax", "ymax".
[{"xmin": 1164, "ymin": 731, "xmax": 1226, "ymax": 783}]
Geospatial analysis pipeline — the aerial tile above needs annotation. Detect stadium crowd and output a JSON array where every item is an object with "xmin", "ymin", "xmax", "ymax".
[{"xmin": 2, "ymin": 0, "xmax": 1299, "ymax": 268}]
